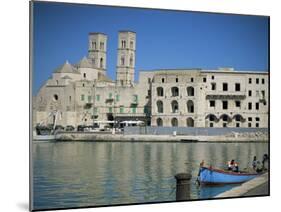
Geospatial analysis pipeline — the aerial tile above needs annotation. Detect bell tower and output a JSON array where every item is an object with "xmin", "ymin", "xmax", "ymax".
[
  {"xmin": 116, "ymin": 31, "xmax": 136, "ymax": 86},
  {"xmin": 88, "ymin": 32, "xmax": 107, "ymax": 72}
]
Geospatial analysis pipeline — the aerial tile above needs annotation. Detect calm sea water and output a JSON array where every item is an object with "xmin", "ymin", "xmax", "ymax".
[{"xmin": 32, "ymin": 141, "xmax": 268, "ymax": 210}]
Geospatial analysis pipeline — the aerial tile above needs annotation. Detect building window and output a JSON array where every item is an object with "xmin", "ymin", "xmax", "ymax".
[
  {"xmin": 94, "ymin": 107, "xmax": 98, "ymax": 114},
  {"xmin": 131, "ymin": 106, "xmax": 136, "ymax": 114},
  {"xmin": 248, "ymin": 102, "xmax": 252, "ymax": 110},
  {"xmin": 109, "ymin": 93, "xmax": 113, "ymax": 99},
  {"xmin": 176, "ymin": 78, "xmax": 178, "ymax": 83},
  {"xmin": 248, "ymin": 90, "xmax": 252, "ymax": 96},
  {"xmin": 210, "ymin": 100, "xmax": 215, "ymax": 107},
  {"xmin": 222, "ymin": 101, "xmax": 228, "ymax": 110},
  {"xmin": 223, "ymin": 83, "xmax": 228, "ymax": 91},
  {"xmin": 100, "ymin": 58, "xmax": 103, "ymax": 68},
  {"xmin": 186, "ymin": 118, "xmax": 194, "ymax": 127},
  {"xmin": 157, "ymin": 118, "xmax": 163, "ymax": 126},
  {"xmin": 187, "ymin": 100, "xmax": 194, "ymax": 113},
  {"xmin": 223, "ymin": 123, "xmax": 227, "ymax": 128},
  {"xmin": 235, "ymin": 101, "xmax": 241, "ymax": 107},
  {"xmin": 249, "ymin": 78, "xmax": 252, "ymax": 84},
  {"xmin": 211, "ymin": 83, "xmax": 216, "ymax": 90},
  {"xmin": 93, "ymin": 42, "xmax": 96, "ymax": 49},
  {"xmin": 222, "ymin": 115, "xmax": 229, "ymax": 122},
  {"xmin": 212, "ymin": 75, "xmax": 215, "ymax": 80},
  {"xmin": 53, "ymin": 94, "xmax": 59, "ymax": 101},
  {"xmin": 119, "ymin": 107, "xmax": 124, "ymax": 113},
  {"xmin": 96, "ymin": 94, "xmax": 100, "ymax": 101},
  {"xmin": 157, "ymin": 100, "xmax": 163, "ymax": 113},
  {"xmin": 210, "ymin": 123, "xmax": 214, "ymax": 127},
  {"xmin": 81, "ymin": 94, "xmax": 85, "ymax": 101},
  {"xmin": 116, "ymin": 95, "xmax": 120, "ymax": 102},
  {"xmin": 82, "ymin": 83, "xmax": 85, "ymax": 87},
  {"xmin": 256, "ymin": 78, "xmax": 259, "ymax": 84},
  {"xmin": 187, "ymin": 86, "xmax": 195, "ymax": 96},
  {"xmin": 209, "ymin": 115, "xmax": 215, "ymax": 122},
  {"xmin": 191, "ymin": 78, "xmax": 194, "ymax": 82},
  {"xmin": 109, "ymin": 107, "xmax": 113, "ymax": 113},
  {"xmin": 262, "ymin": 78, "xmax": 265, "ymax": 84},
  {"xmin": 171, "ymin": 118, "xmax": 178, "ymax": 127},
  {"xmin": 171, "ymin": 87, "xmax": 179, "ymax": 97},
  {"xmin": 88, "ymin": 96, "xmax": 92, "ymax": 103},
  {"xmin": 121, "ymin": 40, "xmax": 126, "ymax": 48},
  {"xmin": 69, "ymin": 96, "xmax": 71, "ymax": 102},
  {"xmin": 248, "ymin": 123, "xmax": 252, "ymax": 128},
  {"xmin": 157, "ymin": 87, "xmax": 164, "ymax": 96},
  {"xmin": 121, "ymin": 57, "xmax": 125, "ymax": 66},
  {"xmin": 133, "ymin": 95, "xmax": 138, "ymax": 103},
  {"xmin": 256, "ymin": 102, "xmax": 259, "ymax": 110},
  {"xmin": 148, "ymin": 90, "xmax": 151, "ymax": 97},
  {"xmin": 203, "ymin": 77, "xmax": 207, "ymax": 82},
  {"xmin": 236, "ymin": 123, "xmax": 240, "ymax": 128},
  {"xmin": 83, "ymin": 73, "xmax": 86, "ymax": 78},
  {"xmin": 248, "ymin": 117, "xmax": 252, "ymax": 121},
  {"xmin": 261, "ymin": 90, "xmax": 265, "ymax": 99},
  {"xmin": 100, "ymin": 42, "xmax": 104, "ymax": 50},
  {"xmin": 235, "ymin": 83, "xmax": 241, "ymax": 91},
  {"xmin": 256, "ymin": 117, "xmax": 260, "ymax": 121},
  {"xmin": 130, "ymin": 41, "xmax": 134, "ymax": 49},
  {"xmin": 130, "ymin": 56, "xmax": 133, "ymax": 66},
  {"xmin": 162, "ymin": 78, "xmax": 165, "ymax": 83},
  {"xmin": 171, "ymin": 100, "xmax": 179, "ymax": 113},
  {"xmin": 256, "ymin": 123, "xmax": 259, "ymax": 128}
]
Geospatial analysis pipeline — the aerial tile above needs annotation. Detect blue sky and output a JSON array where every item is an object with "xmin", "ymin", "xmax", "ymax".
[{"xmin": 32, "ymin": 2, "xmax": 269, "ymax": 94}]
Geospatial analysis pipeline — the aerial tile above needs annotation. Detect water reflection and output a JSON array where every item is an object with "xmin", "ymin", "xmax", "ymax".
[{"xmin": 33, "ymin": 142, "xmax": 268, "ymax": 210}]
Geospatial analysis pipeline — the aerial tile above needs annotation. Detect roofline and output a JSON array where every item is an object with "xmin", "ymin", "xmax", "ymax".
[
  {"xmin": 118, "ymin": 30, "xmax": 136, "ymax": 34},
  {"xmin": 89, "ymin": 32, "xmax": 107, "ymax": 36},
  {"xmin": 140, "ymin": 69, "xmax": 268, "ymax": 75}
]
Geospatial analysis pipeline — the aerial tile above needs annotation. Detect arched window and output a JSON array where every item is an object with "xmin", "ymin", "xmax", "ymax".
[
  {"xmin": 53, "ymin": 94, "xmax": 58, "ymax": 101},
  {"xmin": 157, "ymin": 87, "xmax": 164, "ymax": 96},
  {"xmin": 156, "ymin": 100, "xmax": 163, "ymax": 113},
  {"xmin": 187, "ymin": 100, "xmax": 194, "ymax": 113},
  {"xmin": 171, "ymin": 100, "xmax": 179, "ymax": 113},
  {"xmin": 83, "ymin": 73, "xmax": 86, "ymax": 78},
  {"xmin": 157, "ymin": 118, "xmax": 163, "ymax": 126},
  {"xmin": 121, "ymin": 40, "xmax": 126, "ymax": 48},
  {"xmin": 130, "ymin": 41, "xmax": 134, "ymax": 49},
  {"xmin": 171, "ymin": 87, "xmax": 179, "ymax": 97},
  {"xmin": 92, "ymin": 42, "xmax": 96, "ymax": 49},
  {"xmin": 186, "ymin": 118, "xmax": 194, "ymax": 127},
  {"xmin": 187, "ymin": 86, "xmax": 194, "ymax": 96},
  {"xmin": 100, "ymin": 58, "xmax": 103, "ymax": 68},
  {"xmin": 171, "ymin": 118, "xmax": 178, "ymax": 127},
  {"xmin": 220, "ymin": 114, "xmax": 231, "ymax": 122},
  {"xmin": 130, "ymin": 55, "xmax": 133, "ymax": 66},
  {"xmin": 121, "ymin": 57, "xmax": 125, "ymax": 66}
]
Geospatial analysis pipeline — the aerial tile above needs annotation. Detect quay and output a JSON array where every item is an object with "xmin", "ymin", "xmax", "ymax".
[
  {"xmin": 215, "ymin": 172, "xmax": 269, "ymax": 198},
  {"xmin": 53, "ymin": 131, "xmax": 268, "ymax": 142}
]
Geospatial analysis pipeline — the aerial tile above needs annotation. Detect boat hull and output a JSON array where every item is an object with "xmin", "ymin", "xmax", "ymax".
[{"xmin": 198, "ymin": 167, "xmax": 258, "ymax": 185}]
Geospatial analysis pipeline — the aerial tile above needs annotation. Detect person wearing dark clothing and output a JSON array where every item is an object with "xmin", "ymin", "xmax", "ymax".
[
  {"xmin": 262, "ymin": 154, "xmax": 269, "ymax": 171},
  {"xmin": 252, "ymin": 156, "xmax": 257, "ymax": 170}
]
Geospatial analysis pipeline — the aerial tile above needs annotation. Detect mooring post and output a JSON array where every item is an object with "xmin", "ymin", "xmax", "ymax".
[{"xmin": 175, "ymin": 173, "xmax": 192, "ymax": 201}]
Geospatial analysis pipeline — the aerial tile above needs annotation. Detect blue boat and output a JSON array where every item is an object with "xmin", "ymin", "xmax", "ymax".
[{"xmin": 198, "ymin": 167, "xmax": 259, "ymax": 185}]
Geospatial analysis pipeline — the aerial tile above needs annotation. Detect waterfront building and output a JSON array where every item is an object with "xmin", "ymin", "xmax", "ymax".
[{"xmin": 34, "ymin": 31, "xmax": 268, "ymax": 129}]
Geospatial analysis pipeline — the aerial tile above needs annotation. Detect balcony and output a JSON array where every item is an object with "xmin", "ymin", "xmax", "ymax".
[{"xmin": 206, "ymin": 94, "xmax": 246, "ymax": 100}]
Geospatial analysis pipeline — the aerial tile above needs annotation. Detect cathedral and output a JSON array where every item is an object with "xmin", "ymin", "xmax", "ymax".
[{"xmin": 34, "ymin": 30, "xmax": 268, "ymax": 129}]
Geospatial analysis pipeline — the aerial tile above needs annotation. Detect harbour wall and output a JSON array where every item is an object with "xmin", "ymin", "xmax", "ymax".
[{"xmin": 124, "ymin": 126, "xmax": 268, "ymax": 136}]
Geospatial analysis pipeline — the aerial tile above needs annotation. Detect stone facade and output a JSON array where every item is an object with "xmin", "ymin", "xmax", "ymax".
[{"xmin": 34, "ymin": 31, "xmax": 268, "ymax": 129}]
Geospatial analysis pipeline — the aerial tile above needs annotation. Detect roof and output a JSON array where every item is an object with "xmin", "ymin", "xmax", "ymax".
[
  {"xmin": 77, "ymin": 56, "xmax": 94, "ymax": 69},
  {"xmin": 98, "ymin": 72, "xmax": 114, "ymax": 83},
  {"xmin": 119, "ymin": 30, "xmax": 136, "ymax": 34},
  {"xmin": 89, "ymin": 32, "xmax": 107, "ymax": 36},
  {"xmin": 54, "ymin": 61, "xmax": 80, "ymax": 74},
  {"xmin": 61, "ymin": 75, "xmax": 72, "ymax": 80}
]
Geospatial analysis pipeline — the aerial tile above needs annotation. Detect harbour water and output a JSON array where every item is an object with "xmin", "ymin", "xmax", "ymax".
[{"xmin": 32, "ymin": 141, "xmax": 268, "ymax": 210}]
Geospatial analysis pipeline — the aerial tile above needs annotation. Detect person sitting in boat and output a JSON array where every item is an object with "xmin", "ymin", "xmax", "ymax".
[
  {"xmin": 255, "ymin": 161, "xmax": 263, "ymax": 173},
  {"xmin": 233, "ymin": 162, "xmax": 239, "ymax": 172},
  {"xmin": 227, "ymin": 159, "xmax": 235, "ymax": 171},
  {"xmin": 252, "ymin": 156, "xmax": 257, "ymax": 170}
]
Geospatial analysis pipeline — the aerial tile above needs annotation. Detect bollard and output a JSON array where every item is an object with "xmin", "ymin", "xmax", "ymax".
[{"xmin": 174, "ymin": 173, "xmax": 192, "ymax": 201}]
